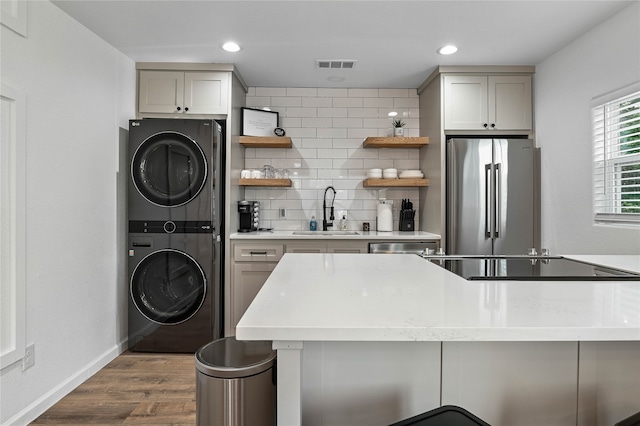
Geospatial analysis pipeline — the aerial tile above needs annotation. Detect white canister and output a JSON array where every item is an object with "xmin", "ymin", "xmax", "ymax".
[{"xmin": 377, "ymin": 202, "xmax": 393, "ymax": 232}]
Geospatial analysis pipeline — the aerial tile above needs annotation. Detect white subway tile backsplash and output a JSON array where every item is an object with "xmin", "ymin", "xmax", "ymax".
[
  {"xmin": 318, "ymin": 88, "xmax": 348, "ymax": 97},
  {"xmin": 287, "ymin": 88, "xmax": 318, "ymax": 97},
  {"xmin": 317, "ymin": 128, "xmax": 348, "ymax": 139},
  {"xmin": 333, "ymin": 97, "xmax": 363, "ymax": 108},
  {"xmin": 317, "ymin": 107, "xmax": 348, "ymax": 118},
  {"xmin": 347, "ymin": 107, "xmax": 379, "ymax": 118},
  {"xmin": 271, "ymin": 97, "xmax": 302, "ymax": 107},
  {"xmin": 302, "ymin": 117, "xmax": 333, "ymax": 128},
  {"xmin": 302, "ymin": 97, "xmax": 333, "ymax": 107},
  {"xmin": 246, "ymin": 97, "xmax": 271, "ymax": 107},
  {"xmin": 394, "ymin": 97, "xmax": 420, "ymax": 108},
  {"xmin": 255, "ymin": 87, "xmax": 287, "ymax": 96},
  {"xmin": 333, "ymin": 117, "xmax": 363, "ymax": 128},
  {"xmin": 286, "ymin": 107, "xmax": 318, "ymax": 118},
  {"xmin": 318, "ymin": 148, "xmax": 348, "ymax": 159},
  {"xmin": 379, "ymin": 88, "xmax": 410, "ymax": 98},
  {"xmin": 246, "ymin": 86, "xmax": 424, "ymax": 231},
  {"xmin": 348, "ymin": 88, "xmax": 379, "ymax": 98}
]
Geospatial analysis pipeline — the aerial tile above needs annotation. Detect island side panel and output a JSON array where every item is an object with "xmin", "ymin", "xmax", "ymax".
[
  {"xmin": 577, "ymin": 341, "xmax": 640, "ymax": 425},
  {"xmin": 441, "ymin": 341, "xmax": 579, "ymax": 426},
  {"xmin": 301, "ymin": 341, "xmax": 441, "ymax": 426}
]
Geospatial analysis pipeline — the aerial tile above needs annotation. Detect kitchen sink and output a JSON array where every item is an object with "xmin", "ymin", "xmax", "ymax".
[{"xmin": 292, "ymin": 231, "xmax": 360, "ymax": 236}]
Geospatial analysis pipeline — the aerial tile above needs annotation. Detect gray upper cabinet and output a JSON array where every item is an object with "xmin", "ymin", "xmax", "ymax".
[
  {"xmin": 443, "ymin": 74, "xmax": 532, "ymax": 131},
  {"xmin": 138, "ymin": 70, "xmax": 229, "ymax": 115}
]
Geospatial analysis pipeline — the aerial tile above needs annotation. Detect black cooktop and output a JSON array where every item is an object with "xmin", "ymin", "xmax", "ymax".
[{"xmin": 426, "ymin": 256, "xmax": 640, "ymax": 281}]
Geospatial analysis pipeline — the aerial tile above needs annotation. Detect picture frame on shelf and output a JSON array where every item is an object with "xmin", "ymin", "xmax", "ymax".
[{"xmin": 241, "ymin": 107, "xmax": 279, "ymax": 137}]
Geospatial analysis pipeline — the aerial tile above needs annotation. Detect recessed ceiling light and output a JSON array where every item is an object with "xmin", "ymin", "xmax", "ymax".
[
  {"xmin": 437, "ymin": 45, "xmax": 458, "ymax": 55},
  {"xmin": 222, "ymin": 41, "xmax": 240, "ymax": 52}
]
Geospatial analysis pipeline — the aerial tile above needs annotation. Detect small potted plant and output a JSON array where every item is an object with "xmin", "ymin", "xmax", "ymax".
[{"xmin": 392, "ymin": 119, "xmax": 406, "ymax": 136}]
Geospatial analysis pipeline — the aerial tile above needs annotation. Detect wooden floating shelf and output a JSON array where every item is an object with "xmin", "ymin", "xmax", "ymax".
[
  {"xmin": 363, "ymin": 178, "xmax": 429, "ymax": 187},
  {"xmin": 363, "ymin": 137, "xmax": 429, "ymax": 148},
  {"xmin": 239, "ymin": 178, "xmax": 292, "ymax": 187},
  {"xmin": 239, "ymin": 136, "xmax": 292, "ymax": 148}
]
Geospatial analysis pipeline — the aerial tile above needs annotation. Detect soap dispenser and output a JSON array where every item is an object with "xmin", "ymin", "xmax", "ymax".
[
  {"xmin": 340, "ymin": 215, "xmax": 348, "ymax": 231},
  {"xmin": 309, "ymin": 215, "xmax": 317, "ymax": 231}
]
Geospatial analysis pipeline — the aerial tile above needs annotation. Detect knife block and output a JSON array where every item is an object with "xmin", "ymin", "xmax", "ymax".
[{"xmin": 399, "ymin": 209, "xmax": 415, "ymax": 231}]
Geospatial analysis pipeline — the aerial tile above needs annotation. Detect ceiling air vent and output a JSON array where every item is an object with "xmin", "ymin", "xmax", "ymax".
[{"xmin": 316, "ymin": 60, "xmax": 357, "ymax": 69}]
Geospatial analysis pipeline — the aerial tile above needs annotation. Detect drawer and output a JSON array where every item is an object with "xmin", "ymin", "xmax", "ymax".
[{"xmin": 233, "ymin": 243, "xmax": 284, "ymax": 262}]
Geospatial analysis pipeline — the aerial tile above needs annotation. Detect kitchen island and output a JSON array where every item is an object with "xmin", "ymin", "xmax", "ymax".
[{"xmin": 235, "ymin": 254, "xmax": 640, "ymax": 426}]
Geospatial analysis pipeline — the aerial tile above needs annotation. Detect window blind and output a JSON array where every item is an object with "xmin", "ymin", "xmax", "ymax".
[{"xmin": 593, "ymin": 87, "xmax": 640, "ymax": 224}]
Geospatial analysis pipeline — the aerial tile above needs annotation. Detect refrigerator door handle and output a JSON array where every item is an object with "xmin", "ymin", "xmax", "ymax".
[
  {"xmin": 494, "ymin": 163, "xmax": 501, "ymax": 238},
  {"xmin": 485, "ymin": 163, "xmax": 492, "ymax": 238}
]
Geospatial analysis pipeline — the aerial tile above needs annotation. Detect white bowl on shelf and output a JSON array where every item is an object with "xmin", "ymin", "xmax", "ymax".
[
  {"xmin": 367, "ymin": 172, "xmax": 382, "ymax": 179},
  {"xmin": 382, "ymin": 168, "xmax": 398, "ymax": 178},
  {"xmin": 399, "ymin": 170, "xmax": 424, "ymax": 179}
]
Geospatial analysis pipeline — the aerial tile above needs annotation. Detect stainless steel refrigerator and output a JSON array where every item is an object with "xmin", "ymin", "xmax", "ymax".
[{"xmin": 446, "ymin": 138, "xmax": 536, "ymax": 255}]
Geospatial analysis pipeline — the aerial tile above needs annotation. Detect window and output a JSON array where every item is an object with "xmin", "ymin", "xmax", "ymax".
[{"xmin": 592, "ymin": 83, "xmax": 640, "ymax": 224}]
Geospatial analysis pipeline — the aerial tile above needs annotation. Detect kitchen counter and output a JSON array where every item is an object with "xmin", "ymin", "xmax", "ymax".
[
  {"xmin": 230, "ymin": 230, "xmax": 441, "ymax": 240},
  {"xmin": 236, "ymin": 253, "xmax": 640, "ymax": 425},
  {"xmin": 237, "ymin": 253, "xmax": 640, "ymax": 342}
]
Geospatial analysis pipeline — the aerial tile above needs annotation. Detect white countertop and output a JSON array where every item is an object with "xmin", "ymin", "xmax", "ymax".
[
  {"xmin": 230, "ymin": 230, "xmax": 441, "ymax": 240},
  {"xmin": 236, "ymin": 254, "xmax": 640, "ymax": 342}
]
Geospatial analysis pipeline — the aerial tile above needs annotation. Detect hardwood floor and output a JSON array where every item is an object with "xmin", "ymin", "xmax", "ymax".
[{"xmin": 31, "ymin": 351, "xmax": 197, "ymax": 425}]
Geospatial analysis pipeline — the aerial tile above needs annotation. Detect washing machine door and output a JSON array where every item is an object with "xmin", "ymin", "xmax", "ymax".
[
  {"xmin": 130, "ymin": 249, "xmax": 207, "ymax": 325},
  {"xmin": 131, "ymin": 131, "xmax": 207, "ymax": 207}
]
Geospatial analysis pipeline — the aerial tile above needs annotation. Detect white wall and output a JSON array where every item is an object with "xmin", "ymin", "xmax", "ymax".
[
  {"xmin": 0, "ymin": 2, "xmax": 135, "ymax": 424},
  {"xmin": 245, "ymin": 88, "xmax": 421, "ymax": 231},
  {"xmin": 535, "ymin": 1, "xmax": 640, "ymax": 254}
]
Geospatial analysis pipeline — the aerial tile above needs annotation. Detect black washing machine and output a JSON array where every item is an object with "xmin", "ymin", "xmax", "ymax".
[
  {"xmin": 128, "ymin": 224, "xmax": 219, "ymax": 352},
  {"xmin": 127, "ymin": 118, "xmax": 223, "ymax": 352},
  {"xmin": 128, "ymin": 118, "xmax": 216, "ymax": 222}
]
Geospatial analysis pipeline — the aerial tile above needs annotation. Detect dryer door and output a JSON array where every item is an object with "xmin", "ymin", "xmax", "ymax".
[
  {"xmin": 130, "ymin": 249, "xmax": 207, "ymax": 325},
  {"xmin": 131, "ymin": 131, "xmax": 207, "ymax": 207}
]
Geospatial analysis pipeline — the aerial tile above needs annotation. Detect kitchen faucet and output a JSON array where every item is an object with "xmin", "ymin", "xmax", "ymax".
[{"xmin": 322, "ymin": 186, "xmax": 336, "ymax": 231}]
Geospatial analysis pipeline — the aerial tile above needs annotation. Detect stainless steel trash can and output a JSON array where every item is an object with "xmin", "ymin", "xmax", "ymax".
[{"xmin": 195, "ymin": 337, "xmax": 276, "ymax": 426}]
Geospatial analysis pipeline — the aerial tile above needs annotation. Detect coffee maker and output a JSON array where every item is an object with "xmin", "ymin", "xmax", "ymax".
[{"xmin": 238, "ymin": 201, "xmax": 260, "ymax": 232}]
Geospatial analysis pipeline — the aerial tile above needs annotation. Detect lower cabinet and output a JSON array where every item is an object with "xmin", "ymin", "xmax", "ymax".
[
  {"xmin": 285, "ymin": 241, "xmax": 368, "ymax": 253},
  {"xmin": 230, "ymin": 242, "xmax": 284, "ymax": 333},
  {"xmin": 231, "ymin": 261, "xmax": 277, "ymax": 330}
]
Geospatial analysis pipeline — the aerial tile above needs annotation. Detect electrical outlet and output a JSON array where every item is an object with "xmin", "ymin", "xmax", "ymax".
[
  {"xmin": 22, "ymin": 344, "xmax": 35, "ymax": 371},
  {"xmin": 280, "ymin": 208, "xmax": 286, "ymax": 219}
]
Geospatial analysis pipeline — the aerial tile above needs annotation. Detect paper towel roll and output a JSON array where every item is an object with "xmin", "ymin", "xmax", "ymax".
[{"xmin": 377, "ymin": 203, "xmax": 393, "ymax": 232}]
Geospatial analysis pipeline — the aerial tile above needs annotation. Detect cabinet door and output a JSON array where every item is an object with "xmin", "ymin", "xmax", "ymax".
[
  {"xmin": 184, "ymin": 72, "xmax": 229, "ymax": 115},
  {"xmin": 443, "ymin": 75, "xmax": 488, "ymax": 130},
  {"xmin": 327, "ymin": 241, "xmax": 367, "ymax": 253},
  {"xmin": 488, "ymin": 75, "xmax": 532, "ymax": 131},
  {"xmin": 138, "ymin": 71, "xmax": 184, "ymax": 114},
  {"xmin": 285, "ymin": 242, "xmax": 327, "ymax": 253},
  {"xmin": 231, "ymin": 262, "xmax": 277, "ymax": 330}
]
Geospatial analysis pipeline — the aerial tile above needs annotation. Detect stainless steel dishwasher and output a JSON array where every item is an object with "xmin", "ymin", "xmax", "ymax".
[{"xmin": 368, "ymin": 241, "xmax": 438, "ymax": 254}]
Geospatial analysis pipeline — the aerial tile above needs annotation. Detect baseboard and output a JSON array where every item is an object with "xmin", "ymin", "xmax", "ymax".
[{"xmin": 1, "ymin": 338, "xmax": 128, "ymax": 426}]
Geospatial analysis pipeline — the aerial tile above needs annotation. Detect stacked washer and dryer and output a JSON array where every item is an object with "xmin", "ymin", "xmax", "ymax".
[{"xmin": 127, "ymin": 118, "xmax": 223, "ymax": 352}]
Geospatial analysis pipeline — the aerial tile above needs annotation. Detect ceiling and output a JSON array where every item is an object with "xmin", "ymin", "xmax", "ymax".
[{"xmin": 52, "ymin": 0, "xmax": 634, "ymax": 89}]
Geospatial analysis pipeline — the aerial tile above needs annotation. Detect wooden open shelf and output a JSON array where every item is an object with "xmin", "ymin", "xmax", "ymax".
[
  {"xmin": 363, "ymin": 137, "xmax": 429, "ymax": 148},
  {"xmin": 239, "ymin": 136, "xmax": 292, "ymax": 148},
  {"xmin": 239, "ymin": 178, "xmax": 292, "ymax": 187},
  {"xmin": 363, "ymin": 178, "xmax": 429, "ymax": 187}
]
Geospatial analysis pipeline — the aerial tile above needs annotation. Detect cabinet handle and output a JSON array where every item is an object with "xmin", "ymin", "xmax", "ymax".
[
  {"xmin": 176, "ymin": 106, "xmax": 182, "ymax": 111},
  {"xmin": 490, "ymin": 123, "xmax": 496, "ymax": 128},
  {"xmin": 250, "ymin": 251, "xmax": 268, "ymax": 255},
  {"xmin": 184, "ymin": 107, "xmax": 189, "ymax": 112},
  {"xmin": 483, "ymin": 123, "xmax": 488, "ymax": 128}
]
